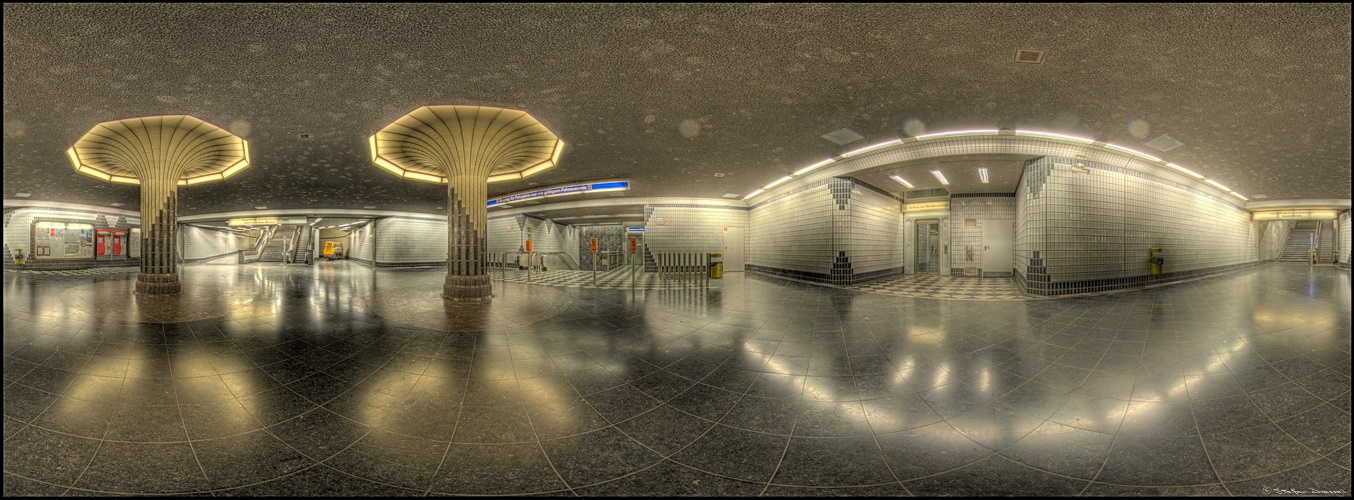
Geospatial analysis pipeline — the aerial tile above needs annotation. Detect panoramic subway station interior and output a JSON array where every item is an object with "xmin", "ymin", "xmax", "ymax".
[{"xmin": 3, "ymin": 3, "xmax": 1351, "ymax": 497}]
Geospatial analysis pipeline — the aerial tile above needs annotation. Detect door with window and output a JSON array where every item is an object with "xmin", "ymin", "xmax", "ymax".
[{"xmin": 916, "ymin": 220, "xmax": 941, "ymax": 274}]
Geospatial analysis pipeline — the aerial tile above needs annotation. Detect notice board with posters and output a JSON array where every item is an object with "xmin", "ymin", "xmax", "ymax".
[{"xmin": 32, "ymin": 221, "xmax": 95, "ymax": 260}]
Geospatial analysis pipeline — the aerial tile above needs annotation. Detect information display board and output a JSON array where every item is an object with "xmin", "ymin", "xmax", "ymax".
[{"xmin": 32, "ymin": 221, "xmax": 95, "ymax": 260}]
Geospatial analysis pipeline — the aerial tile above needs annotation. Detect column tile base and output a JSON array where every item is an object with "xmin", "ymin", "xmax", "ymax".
[
  {"xmin": 443, "ymin": 274, "xmax": 492, "ymax": 301},
  {"xmin": 136, "ymin": 273, "xmax": 181, "ymax": 295}
]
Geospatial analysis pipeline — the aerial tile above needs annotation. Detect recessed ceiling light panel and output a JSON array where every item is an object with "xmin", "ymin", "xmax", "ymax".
[
  {"xmin": 1144, "ymin": 133, "xmax": 1184, "ymax": 152},
  {"xmin": 930, "ymin": 170, "xmax": 950, "ymax": 186},
  {"xmin": 820, "ymin": 128, "xmax": 865, "ymax": 146},
  {"xmin": 15, "ymin": 192, "xmax": 31, "ymax": 198}
]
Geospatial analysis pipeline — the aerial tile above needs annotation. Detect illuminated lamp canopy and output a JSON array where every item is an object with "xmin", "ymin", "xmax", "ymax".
[
  {"xmin": 67, "ymin": 115, "xmax": 250, "ymax": 186},
  {"xmin": 368, "ymin": 106, "xmax": 564, "ymax": 183}
]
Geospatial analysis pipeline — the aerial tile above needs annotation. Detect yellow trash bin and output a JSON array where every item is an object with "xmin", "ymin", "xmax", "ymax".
[{"xmin": 709, "ymin": 253, "xmax": 723, "ymax": 279}]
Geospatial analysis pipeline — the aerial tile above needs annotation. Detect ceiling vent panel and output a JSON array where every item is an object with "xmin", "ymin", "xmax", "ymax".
[
  {"xmin": 1014, "ymin": 49, "xmax": 1045, "ymax": 64},
  {"xmin": 821, "ymin": 128, "xmax": 865, "ymax": 145},
  {"xmin": 1145, "ymin": 133, "xmax": 1184, "ymax": 152}
]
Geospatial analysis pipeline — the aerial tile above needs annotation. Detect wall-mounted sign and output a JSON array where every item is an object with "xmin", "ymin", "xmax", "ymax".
[
  {"xmin": 32, "ymin": 221, "xmax": 94, "ymax": 260},
  {"xmin": 486, "ymin": 180, "xmax": 630, "ymax": 207},
  {"xmin": 1252, "ymin": 209, "xmax": 1339, "ymax": 221},
  {"xmin": 902, "ymin": 201, "xmax": 950, "ymax": 213},
  {"xmin": 626, "ymin": 226, "xmax": 645, "ymax": 233}
]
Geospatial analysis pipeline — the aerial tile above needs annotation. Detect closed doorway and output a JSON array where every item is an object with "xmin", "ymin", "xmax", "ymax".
[{"xmin": 723, "ymin": 226, "xmax": 744, "ymax": 272}]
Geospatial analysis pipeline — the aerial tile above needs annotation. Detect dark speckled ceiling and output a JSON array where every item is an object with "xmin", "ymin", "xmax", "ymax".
[{"xmin": 3, "ymin": 3, "xmax": 1350, "ymax": 216}]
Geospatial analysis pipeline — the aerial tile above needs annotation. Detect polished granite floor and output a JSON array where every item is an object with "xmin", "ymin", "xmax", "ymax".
[{"xmin": 3, "ymin": 261, "xmax": 1350, "ymax": 496}]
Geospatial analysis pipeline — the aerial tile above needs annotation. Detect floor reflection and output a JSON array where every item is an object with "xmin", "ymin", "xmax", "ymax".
[{"xmin": 2, "ymin": 262, "xmax": 1350, "ymax": 496}]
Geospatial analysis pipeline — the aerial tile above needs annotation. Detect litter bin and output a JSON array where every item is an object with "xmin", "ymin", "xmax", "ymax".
[
  {"xmin": 1148, "ymin": 247, "xmax": 1163, "ymax": 276},
  {"xmin": 12, "ymin": 248, "xmax": 24, "ymax": 265},
  {"xmin": 709, "ymin": 253, "xmax": 723, "ymax": 279}
]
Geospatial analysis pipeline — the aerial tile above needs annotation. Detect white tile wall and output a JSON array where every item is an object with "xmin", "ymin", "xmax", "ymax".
[
  {"xmin": 373, "ymin": 217, "xmax": 449, "ymax": 264},
  {"xmin": 1339, "ymin": 210, "xmax": 1351, "ymax": 269},
  {"xmin": 644, "ymin": 205, "xmax": 748, "ymax": 254},
  {"xmin": 1017, "ymin": 156, "xmax": 1264, "ymax": 295},
  {"xmin": 4, "ymin": 206, "xmax": 140, "ymax": 267},
  {"xmin": 180, "ymin": 225, "xmax": 246, "ymax": 261},
  {"xmin": 487, "ymin": 215, "xmax": 579, "ymax": 268},
  {"xmin": 1257, "ymin": 220, "xmax": 1294, "ymax": 261},
  {"xmin": 844, "ymin": 182, "xmax": 904, "ymax": 276},
  {"xmin": 747, "ymin": 181, "xmax": 836, "ymax": 276},
  {"xmin": 348, "ymin": 223, "xmax": 375, "ymax": 263}
]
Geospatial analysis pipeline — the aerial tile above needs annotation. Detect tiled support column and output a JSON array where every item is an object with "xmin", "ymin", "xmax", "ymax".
[
  {"xmin": 444, "ymin": 174, "xmax": 491, "ymax": 300},
  {"xmin": 136, "ymin": 181, "xmax": 181, "ymax": 294}
]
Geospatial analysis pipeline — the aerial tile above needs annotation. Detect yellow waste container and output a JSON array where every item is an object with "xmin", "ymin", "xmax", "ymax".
[
  {"xmin": 1148, "ymin": 247, "xmax": 1163, "ymax": 276},
  {"xmin": 12, "ymin": 248, "xmax": 24, "ymax": 265},
  {"xmin": 709, "ymin": 253, "xmax": 723, "ymax": 279}
]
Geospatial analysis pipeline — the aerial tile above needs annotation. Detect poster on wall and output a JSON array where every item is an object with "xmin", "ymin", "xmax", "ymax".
[{"xmin": 32, "ymin": 221, "xmax": 95, "ymax": 260}]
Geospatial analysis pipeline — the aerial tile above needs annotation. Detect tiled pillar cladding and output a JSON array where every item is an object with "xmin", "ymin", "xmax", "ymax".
[
  {"xmin": 747, "ymin": 180, "xmax": 837, "ymax": 282},
  {"xmin": 1339, "ymin": 210, "xmax": 1351, "ymax": 269},
  {"xmin": 841, "ymin": 180, "xmax": 905, "ymax": 283},
  {"xmin": 444, "ymin": 174, "xmax": 491, "ymax": 300},
  {"xmin": 136, "ymin": 173, "xmax": 183, "ymax": 294},
  {"xmin": 1016, "ymin": 156, "xmax": 1261, "ymax": 295},
  {"xmin": 746, "ymin": 178, "xmax": 903, "ymax": 285}
]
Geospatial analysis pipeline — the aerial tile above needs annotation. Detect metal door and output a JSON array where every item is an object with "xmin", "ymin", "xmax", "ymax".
[{"xmin": 981, "ymin": 220, "xmax": 1013, "ymax": 276}]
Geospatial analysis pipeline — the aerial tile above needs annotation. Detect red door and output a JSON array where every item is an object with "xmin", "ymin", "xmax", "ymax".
[
  {"xmin": 112, "ymin": 234, "xmax": 124, "ymax": 256},
  {"xmin": 96, "ymin": 233, "xmax": 107, "ymax": 256}
]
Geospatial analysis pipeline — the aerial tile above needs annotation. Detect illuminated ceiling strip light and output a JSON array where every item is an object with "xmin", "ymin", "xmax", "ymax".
[
  {"xmin": 550, "ymin": 140, "xmax": 565, "ymax": 164},
  {"xmin": 763, "ymin": 175, "xmax": 794, "ymax": 190},
  {"xmin": 109, "ymin": 175, "xmax": 140, "ymax": 185},
  {"xmin": 979, "ymin": 168, "xmax": 990, "ymax": 184},
  {"xmin": 373, "ymin": 156, "xmax": 405, "ymax": 176},
  {"xmin": 403, "ymin": 171, "xmax": 442, "ymax": 183},
  {"xmin": 1165, "ymin": 162, "xmax": 1205, "ymax": 179},
  {"xmin": 222, "ymin": 159, "xmax": 248, "ymax": 178},
  {"xmin": 486, "ymin": 172, "xmax": 522, "ymax": 183},
  {"xmin": 1105, "ymin": 143, "xmax": 1163, "ymax": 162},
  {"xmin": 889, "ymin": 175, "xmax": 914, "ymax": 188},
  {"xmin": 744, "ymin": 188, "xmax": 766, "ymax": 199},
  {"xmin": 521, "ymin": 160, "xmax": 555, "ymax": 177},
  {"xmin": 931, "ymin": 170, "xmax": 950, "ymax": 185},
  {"xmin": 77, "ymin": 166, "xmax": 111, "ymax": 181},
  {"xmin": 1204, "ymin": 179, "xmax": 1230, "ymax": 191},
  {"xmin": 66, "ymin": 148, "xmax": 81, "ymax": 168},
  {"xmin": 793, "ymin": 159, "xmax": 835, "ymax": 176},
  {"xmin": 1228, "ymin": 191, "xmax": 1249, "ymax": 201},
  {"xmin": 367, "ymin": 135, "xmax": 379, "ymax": 162},
  {"xmin": 914, "ymin": 129, "xmax": 999, "ymax": 140},
  {"xmin": 1013, "ymin": 130, "xmax": 1095, "ymax": 143},
  {"xmin": 840, "ymin": 139, "xmax": 902, "ymax": 158}
]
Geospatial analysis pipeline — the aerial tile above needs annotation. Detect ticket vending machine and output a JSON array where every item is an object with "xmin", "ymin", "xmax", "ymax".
[{"xmin": 94, "ymin": 229, "xmax": 129, "ymax": 261}]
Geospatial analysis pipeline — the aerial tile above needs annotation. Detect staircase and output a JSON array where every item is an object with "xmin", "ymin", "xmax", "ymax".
[
  {"xmin": 1315, "ymin": 220, "xmax": 1335, "ymax": 264},
  {"xmin": 258, "ymin": 225, "xmax": 300, "ymax": 262},
  {"xmin": 1278, "ymin": 220, "xmax": 1319, "ymax": 262},
  {"xmin": 292, "ymin": 225, "xmax": 312, "ymax": 264}
]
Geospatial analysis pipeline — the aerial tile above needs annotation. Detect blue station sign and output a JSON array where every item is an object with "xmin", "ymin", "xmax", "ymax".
[{"xmin": 486, "ymin": 181, "xmax": 629, "ymax": 207}]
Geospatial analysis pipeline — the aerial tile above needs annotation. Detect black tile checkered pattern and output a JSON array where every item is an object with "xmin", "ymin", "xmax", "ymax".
[
  {"xmin": 843, "ymin": 273, "xmax": 1028, "ymax": 300},
  {"xmin": 496, "ymin": 267, "xmax": 714, "ymax": 289},
  {"xmin": 6, "ymin": 267, "xmax": 139, "ymax": 277}
]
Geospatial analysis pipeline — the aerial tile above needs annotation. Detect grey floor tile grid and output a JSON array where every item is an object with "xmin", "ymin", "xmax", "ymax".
[{"xmin": 2, "ymin": 262, "xmax": 1350, "ymax": 496}]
